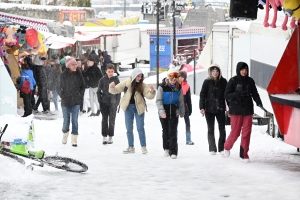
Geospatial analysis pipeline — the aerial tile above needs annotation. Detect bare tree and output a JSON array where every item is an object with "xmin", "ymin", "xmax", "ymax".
[
  {"xmin": 47, "ymin": 0, "xmax": 57, "ymax": 5},
  {"xmin": 31, "ymin": 0, "xmax": 41, "ymax": 5}
]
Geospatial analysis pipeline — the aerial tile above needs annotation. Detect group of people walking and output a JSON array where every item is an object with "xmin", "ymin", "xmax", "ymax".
[
  {"xmin": 19, "ymin": 53, "xmax": 262, "ymax": 162},
  {"xmin": 19, "ymin": 55, "xmax": 62, "ymax": 117},
  {"xmin": 199, "ymin": 62, "xmax": 262, "ymax": 162}
]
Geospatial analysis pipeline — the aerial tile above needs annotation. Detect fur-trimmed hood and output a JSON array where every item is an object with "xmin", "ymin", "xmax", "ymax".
[{"xmin": 208, "ymin": 63, "xmax": 222, "ymax": 80}]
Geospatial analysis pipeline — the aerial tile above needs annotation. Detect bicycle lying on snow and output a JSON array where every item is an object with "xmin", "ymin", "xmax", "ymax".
[{"xmin": 0, "ymin": 124, "xmax": 88, "ymax": 173}]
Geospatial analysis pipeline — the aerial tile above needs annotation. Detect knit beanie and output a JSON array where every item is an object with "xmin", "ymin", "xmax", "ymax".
[
  {"xmin": 167, "ymin": 65, "xmax": 178, "ymax": 75},
  {"xmin": 179, "ymin": 71, "xmax": 187, "ymax": 81},
  {"xmin": 210, "ymin": 66, "xmax": 220, "ymax": 72},
  {"xmin": 65, "ymin": 57, "xmax": 77, "ymax": 68}
]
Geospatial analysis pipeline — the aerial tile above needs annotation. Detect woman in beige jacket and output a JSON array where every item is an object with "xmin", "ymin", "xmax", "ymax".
[{"xmin": 109, "ymin": 68, "xmax": 156, "ymax": 154}]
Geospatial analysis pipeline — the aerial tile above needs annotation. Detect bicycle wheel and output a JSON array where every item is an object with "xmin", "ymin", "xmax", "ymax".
[
  {"xmin": 0, "ymin": 150, "xmax": 25, "ymax": 165},
  {"xmin": 43, "ymin": 156, "xmax": 88, "ymax": 173}
]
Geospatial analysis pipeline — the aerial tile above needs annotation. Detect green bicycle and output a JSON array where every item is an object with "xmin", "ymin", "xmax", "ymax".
[{"xmin": 0, "ymin": 124, "xmax": 88, "ymax": 173}]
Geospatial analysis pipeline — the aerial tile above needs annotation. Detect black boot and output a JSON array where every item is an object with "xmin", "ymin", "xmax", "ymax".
[{"xmin": 96, "ymin": 110, "xmax": 100, "ymax": 116}]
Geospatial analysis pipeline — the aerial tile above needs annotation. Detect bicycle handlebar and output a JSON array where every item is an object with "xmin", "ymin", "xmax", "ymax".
[{"xmin": 0, "ymin": 124, "xmax": 8, "ymax": 141}]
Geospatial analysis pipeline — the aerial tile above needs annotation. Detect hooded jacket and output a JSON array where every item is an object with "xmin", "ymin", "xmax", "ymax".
[
  {"xmin": 109, "ymin": 68, "xmax": 156, "ymax": 115},
  {"xmin": 224, "ymin": 62, "xmax": 262, "ymax": 116},
  {"xmin": 200, "ymin": 64, "xmax": 227, "ymax": 114},
  {"xmin": 156, "ymin": 81, "xmax": 185, "ymax": 118},
  {"xmin": 97, "ymin": 74, "xmax": 121, "ymax": 106}
]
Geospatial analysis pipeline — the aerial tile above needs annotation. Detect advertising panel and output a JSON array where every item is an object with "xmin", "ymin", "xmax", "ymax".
[{"xmin": 150, "ymin": 35, "xmax": 172, "ymax": 71}]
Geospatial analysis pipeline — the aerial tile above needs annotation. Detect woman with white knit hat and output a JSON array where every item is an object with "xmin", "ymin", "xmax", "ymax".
[{"xmin": 156, "ymin": 67, "xmax": 185, "ymax": 159}]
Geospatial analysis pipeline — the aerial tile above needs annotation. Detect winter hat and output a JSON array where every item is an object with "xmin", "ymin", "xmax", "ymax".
[
  {"xmin": 87, "ymin": 55, "xmax": 95, "ymax": 63},
  {"xmin": 210, "ymin": 66, "xmax": 220, "ymax": 72},
  {"xmin": 65, "ymin": 57, "xmax": 77, "ymax": 68},
  {"xmin": 167, "ymin": 65, "xmax": 179, "ymax": 79},
  {"xmin": 179, "ymin": 71, "xmax": 187, "ymax": 81},
  {"xmin": 167, "ymin": 65, "xmax": 178, "ymax": 75}
]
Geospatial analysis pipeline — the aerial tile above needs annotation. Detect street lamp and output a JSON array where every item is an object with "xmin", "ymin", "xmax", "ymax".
[
  {"xmin": 124, "ymin": 0, "xmax": 127, "ymax": 17},
  {"xmin": 156, "ymin": 0, "xmax": 160, "ymax": 88},
  {"xmin": 172, "ymin": 0, "xmax": 176, "ymax": 58}
]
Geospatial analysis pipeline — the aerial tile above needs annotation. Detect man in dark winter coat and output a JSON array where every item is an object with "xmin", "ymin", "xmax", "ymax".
[
  {"xmin": 79, "ymin": 61, "xmax": 91, "ymax": 114},
  {"xmin": 32, "ymin": 55, "xmax": 49, "ymax": 113},
  {"xmin": 200, "ymin": 64, "xmax": 227, "ymax": 155},
  {"xmin": 59, "ymin": 57, "xmax": 85, "ymax": 147},
  {"xmin": 97, "ymin": 64, "xmax": 121, "ymax": 144},
  {"xmin": 223, "ymin": 62, "xmax": 263, "ymax": 162},
  {"xmin": 84, "ymin": 55, "xmax": 103, "ymax": 116}
]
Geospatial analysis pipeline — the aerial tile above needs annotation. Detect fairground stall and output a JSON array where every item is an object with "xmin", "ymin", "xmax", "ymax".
[{"xmin": 147, "ymin": 27, "xmax": 206, "ymax": 71}]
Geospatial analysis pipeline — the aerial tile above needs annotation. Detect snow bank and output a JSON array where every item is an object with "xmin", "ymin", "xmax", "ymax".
[{"xmin": 0, "ymin": 114, "xmax": 33, "ymax": 143}]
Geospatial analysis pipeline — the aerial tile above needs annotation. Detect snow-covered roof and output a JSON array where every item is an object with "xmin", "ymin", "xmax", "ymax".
[{"xmin": 0, "ymin": 3, "xmax": 94, "ymax": 11}]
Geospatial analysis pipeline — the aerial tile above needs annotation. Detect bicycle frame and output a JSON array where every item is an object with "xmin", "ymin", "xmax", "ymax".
[{"xmin": 1, "ymin": 124, "xmax": 88, "ymax": 172}]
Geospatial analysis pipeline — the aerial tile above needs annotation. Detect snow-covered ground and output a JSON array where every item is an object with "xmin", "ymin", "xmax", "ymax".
[{"xmin": 1, "ymin": 91, "xmax": 300, "ymax": 199}]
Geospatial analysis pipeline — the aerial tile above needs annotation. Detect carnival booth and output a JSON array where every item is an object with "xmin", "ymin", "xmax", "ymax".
[
  {"xmin": 147, "ymin": 27, "xmax": 206, "ymax": 71},
  {"xmin": 0, "ymin": 12, "xmax": 76, "ymax": 116},
  {"xmin": 267, "ymin": 26, "xmax": 300, "ymax": 150}
]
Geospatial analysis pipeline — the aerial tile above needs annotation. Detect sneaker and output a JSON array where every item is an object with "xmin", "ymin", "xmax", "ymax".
[
  {"xmin": 87, "ymin": 107, "xmax": 91, "ymax": 112},
  {"xmin": 107, "ymin": 137, "xmax": 113, "ymax": 144},
  {"xmin": 170, "ymin": 154, "xmax": 177, "ymax": 159},
  {"xmin": 164, "ymin": 149, "xmax": 169, "ymax": 157},
  {"xmin": 141, "ymin": 146, "xmax": 148, "ymax": 154},
  {"xmin": 103, "ymin": 137, "xmax": 108, "ymax": 145},
  {"xmin": 123, "ymin": 146, "xmax": 135, "ymax": 154},
  {"xmin": 88, "ymin": 113, "xmax": 96, "ymax": 117},
  {"xmin": 240, "ymin": 158, "xmax": 250, "ymax": 163},
  {"xmin": 186, "ymin": 141, "xmax": 194, "ymax": 145},
  {"xmin": 32, "ymin": 109, "xmax": 39, "ymax": 114},
  {"xmin": 96, "ymin": 110, "xmax": 100, "ymax": 116},
  {"xmin": 223, "ymin": 150, "xmax": 230, "ymax": 158},
  {"xmin": 210, "ymin": 151, "xmax": 217, "ymax": 155},
  {"xmin": 219, "ymin": 151, "xmax": 224, "ymax": 155},
  {"xmin": 82, "ymin": 110, "xmax": 86, "ymax": 113},
  {"xmin": 42, "ymin": 110, "xmax": 50, "ymax": 114}
]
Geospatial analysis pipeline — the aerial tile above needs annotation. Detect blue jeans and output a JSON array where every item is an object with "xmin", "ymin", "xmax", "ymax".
[
  {"xmin": 124, "ymin": 104, "xmax": 146, "ymax": 147},
  {"xmin": 52, "ymin": 90, "xmax": 59, "ymax": 111},
  {"xmin": 62, "ymin": 105, "xmax": 80, "ymax": 134}
]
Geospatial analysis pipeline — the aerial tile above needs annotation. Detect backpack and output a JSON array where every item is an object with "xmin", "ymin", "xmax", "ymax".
[{"xmin": 20, "ymin": 79, "xmax": 31, "ymax": 94}]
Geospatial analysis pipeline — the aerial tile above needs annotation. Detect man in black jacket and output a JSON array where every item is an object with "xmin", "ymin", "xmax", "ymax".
[
  {"xmin": 200, "ymin": 64, "xmax": 227, "ymax": 155},
  {"xmin": 223, "ymin": 62, "xmax": 263, "ymax": 162},
  {"xmin": 32, "ymin": 55, "xmax": 49, "ymax": 113},
  {"xmin": 84, "ymin": 55, "xmax": 103, "ymax": 117},
  {"xmin": 59, "ymin": 57, "xmax": 85, "ymax": 147},
  {"xmin": 97, "ymin": 64, "xmax": 121, "ymax": 144}
]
